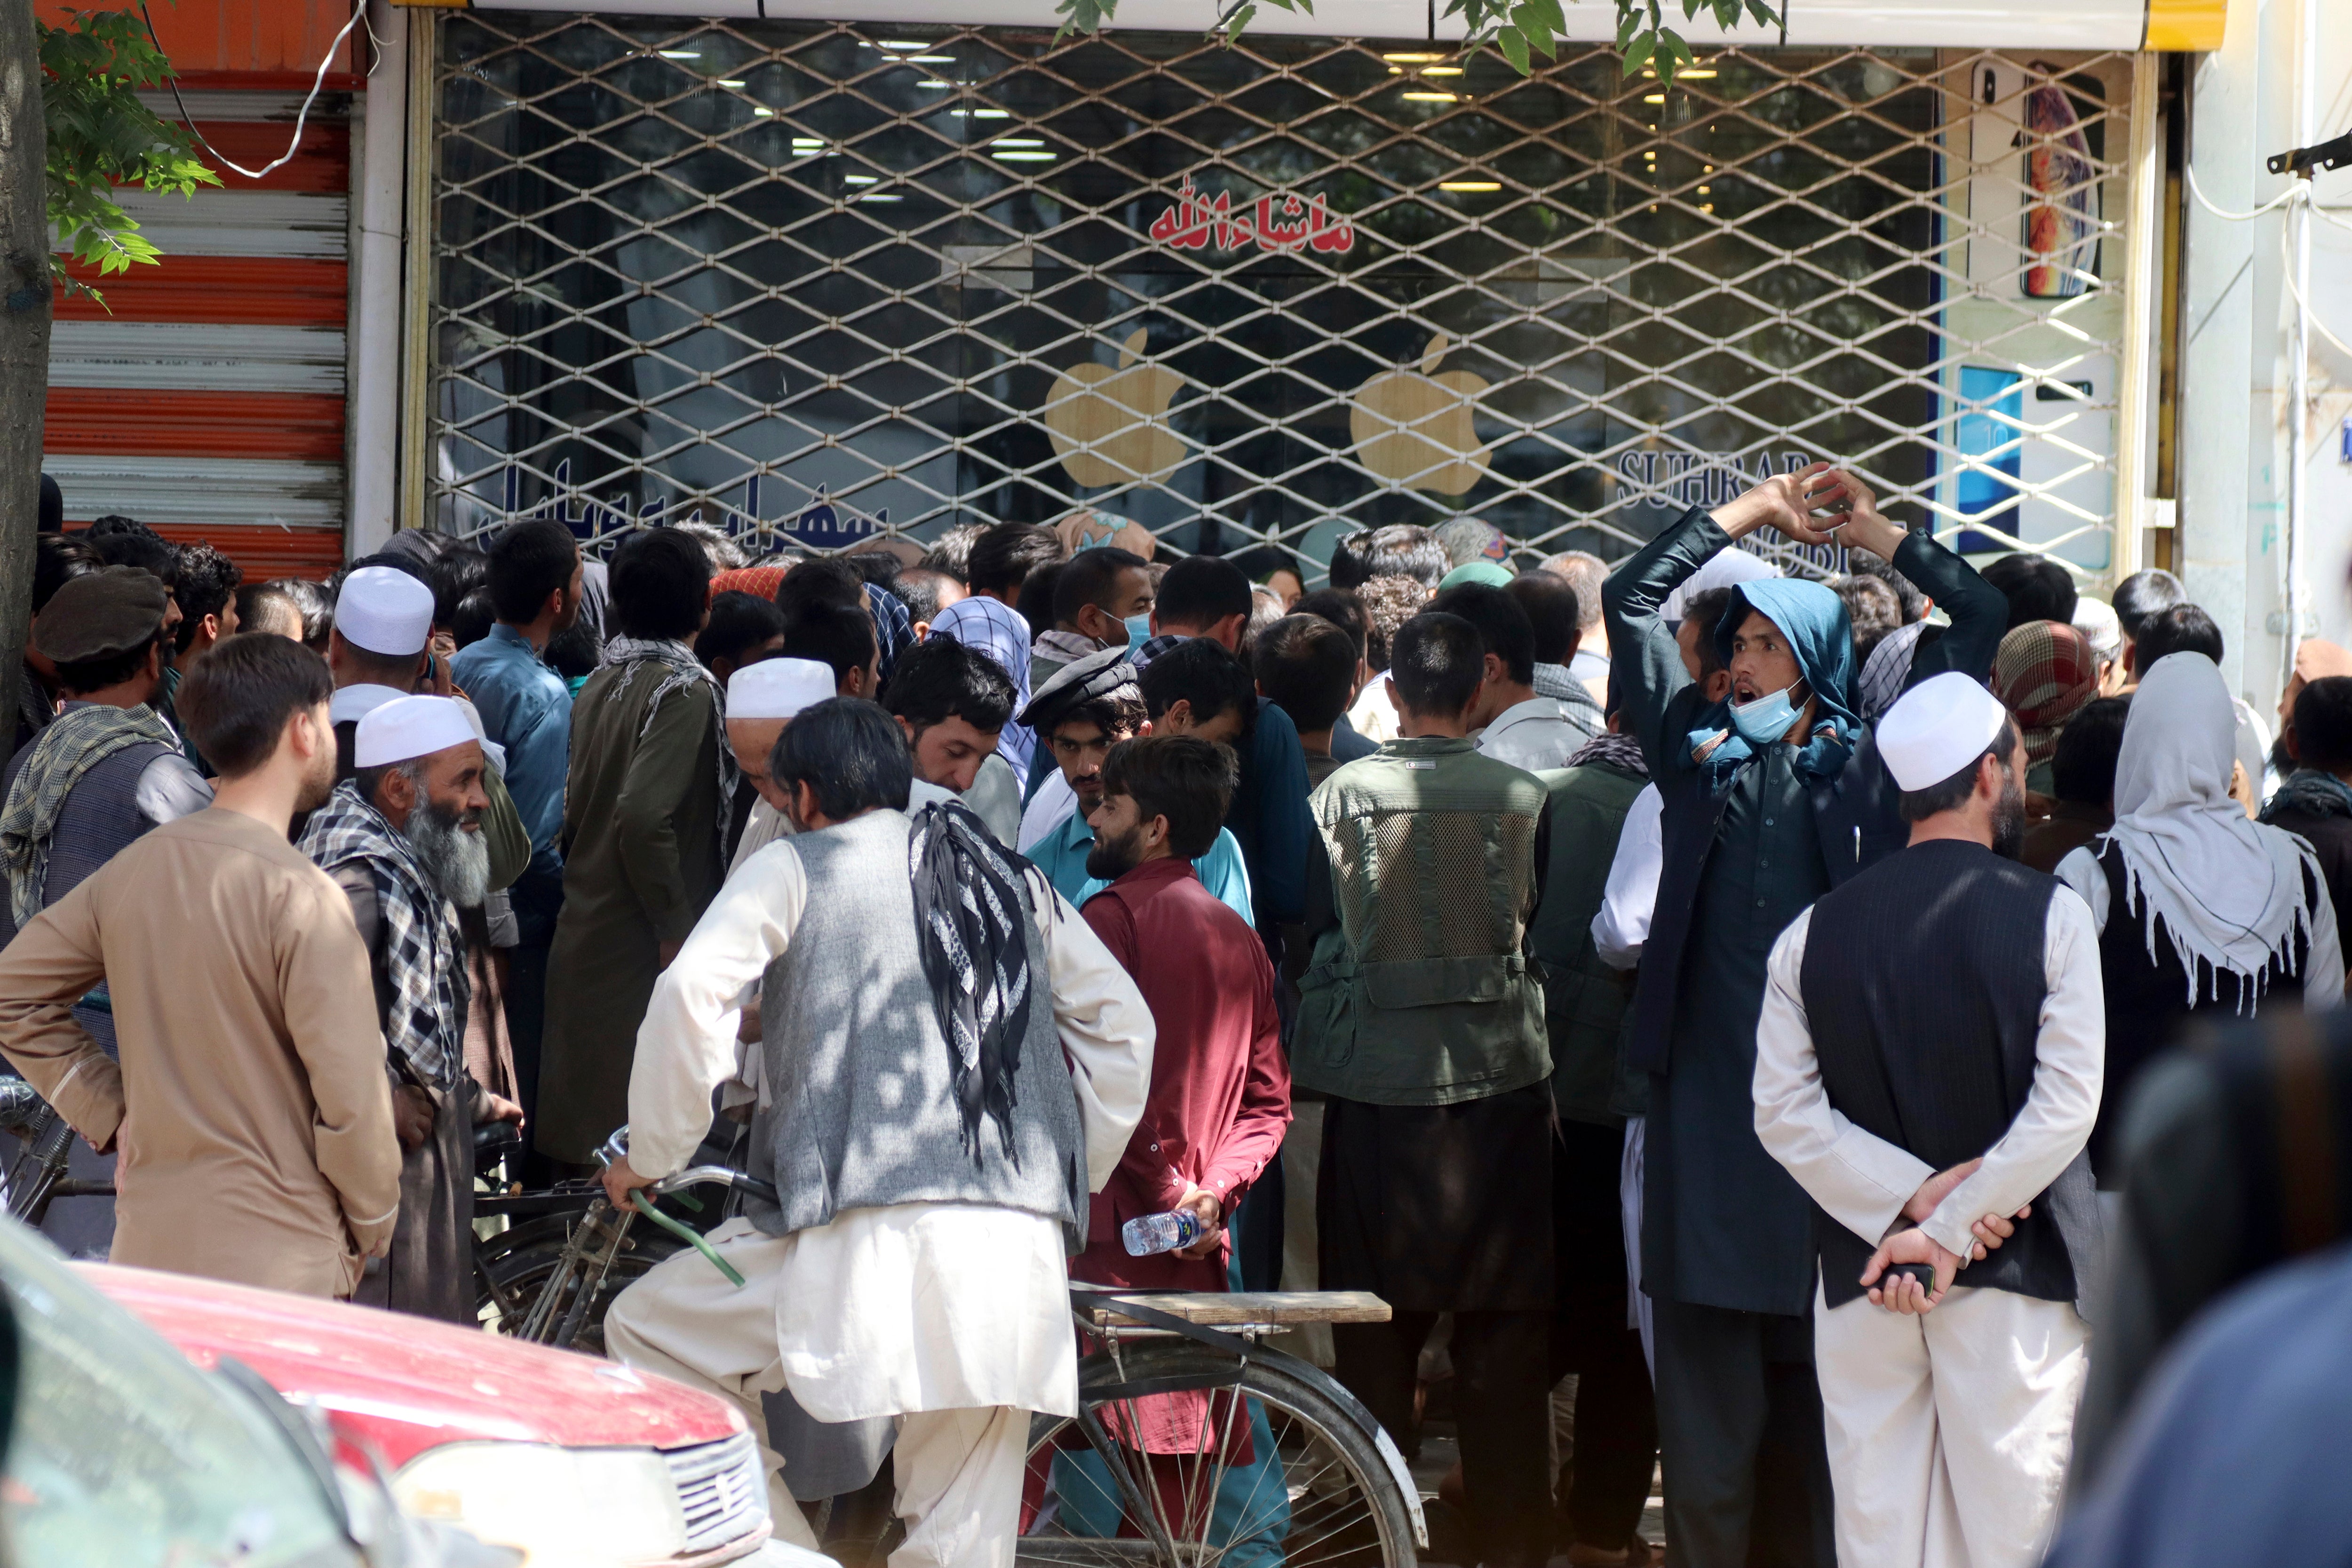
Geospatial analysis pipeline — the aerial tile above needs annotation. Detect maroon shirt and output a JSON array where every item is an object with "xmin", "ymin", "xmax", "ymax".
[{"xmin": 1075, "ymin": 856, "xmax": 1291, "ymax": 1293}]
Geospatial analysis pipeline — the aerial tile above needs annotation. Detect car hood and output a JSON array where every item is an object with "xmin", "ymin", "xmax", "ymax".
[{"xmin": 80, "ymin": 1263, "xmax": 743, "ymax": 1469}]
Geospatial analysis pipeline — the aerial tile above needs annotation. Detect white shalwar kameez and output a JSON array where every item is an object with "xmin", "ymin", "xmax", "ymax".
[
  {"xmin": 1752, "ymin": 900, "xmax": 2103, "ymax": 1568},
  {"xmin": 605, "ymin": 836, "xmax": 1153, "ymax": 1568}
]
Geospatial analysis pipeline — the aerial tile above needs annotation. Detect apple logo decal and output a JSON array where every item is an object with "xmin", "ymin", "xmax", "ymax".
[
  {"xmin": 1043, "ymin": 326, "xmax": 1190, "ymax": 490},
  {"xmin": 1350, "ymin": 332, "xmax": 1492, "ymax": 495}
]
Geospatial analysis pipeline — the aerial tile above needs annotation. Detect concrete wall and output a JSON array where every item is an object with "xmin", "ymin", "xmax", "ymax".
[{"xmin": 2178, "ymin": 0, "xmax": 2352, "ymax": 721}]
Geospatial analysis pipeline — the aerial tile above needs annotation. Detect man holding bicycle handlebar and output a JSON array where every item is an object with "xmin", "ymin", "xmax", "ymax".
[{"xmin": 600, "ymin": 697, "xmax": 1153, "ymax": 1566}]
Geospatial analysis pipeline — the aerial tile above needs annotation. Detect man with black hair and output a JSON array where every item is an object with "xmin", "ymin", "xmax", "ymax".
[
  {"xmin": 1980, "ymin": 552, "xmax": 2079, "ymax": 633},
  {"xmin": 774, "ymin": 556, "xmax": 865, "ymax": 620},
  {"xmin": 781, "ymin": 598, "xmax": 880, "ymax": 698},
  {"xmin": 1328, "ymin": 523, "xmax": 1447, "ymax": 591},
  {"xmin": 602, "ymin": 696, "xmax": 1152, "ymax": 1559},
  {"xmin": 1071, "ymin": 734, "xmax": 1292, "ymax": 1559},
  {"xmin": 1755, "ymin": 672, "xmax": 2103, "ymax": 1568},
  {"xmin": 0, "ymin": 567, "xmax": 215, "ymax": 1171},
  {"xmin": 890, "ymin": 566, "xmax": 965, "ymax": 637},
  {"xmin": 882, "ymin": 635, "xmax": 1018, "ymax": 844},
  {"xmin": 1138, "ymin": 565, "xmax": 1313, "ymax": 934},
  {"xmin": 540, "ymin": 526, "xmax": 726, "ymax": 1166},
  {"xmin": 16, "ymin": 534, "xmax": 103, "ymax": 752},
  {"xmin": 1034, "ymin": 546, "xmax": 1153, "ymax": 684},
  {"xmin": 917, "ymin": 521, "xmax": 988, "ymax": 582},
  {"xmin": 1255, "ymin": 614, "xmax": 1360, "ymax": 787},
  {"xmin": 1433, "ymin": 581, "xmax": 1597, "ymax": 772},
  {"xmin": 1293, "ymin": 588, "xmax": 1381, "ymax": 764},
  {"xmin": 170, "ymin": 541, "xmax": 243, "ymax": 673},
  {"xmin": 696, "ymin": 592, "xmax": 787, "ymax": 687},
  {"xmin": 86, "ymin": 523, "xmax": 179, "ymax": 596},
  {"xmin": 966, "ymin": 522, "xmax": 1064, "ymax": 609},
  {"xmin": 1294, "ymin": 610, "xmax": 1559, "ymax": 1568},
  {"xmin": 0, "ymin": 632, "xmax": 401, "ymax": 1297},
  {"xmin": 2023, "ymin": 697, "xmax": 2129, "ymax": 874},
  {"xmin": 451, "ymin": 518, "xmax": 584, "ymax": 1160},
  {"xmin": 1018, "ymin": 646, "xmax": 1254, "ymax": 922},
  {"xmin": 2263, "ymin": 673, "xmax": 2352, "ymax": 943},
  {"xmin": 1508, "ymin": 570, "xmax": 1604, "ymax": 728}
]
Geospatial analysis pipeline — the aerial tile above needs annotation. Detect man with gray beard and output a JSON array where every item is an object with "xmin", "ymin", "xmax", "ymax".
[{"xmin": 300, "ymin": 694, "xmax": 522, "ymax": 1321}]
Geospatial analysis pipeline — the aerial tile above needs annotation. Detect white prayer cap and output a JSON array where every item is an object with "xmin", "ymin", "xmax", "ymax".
[
  {"xmin": 335, "ymin": 566, "xmax": 435, "ymax": 656},
  {"xmin": 355, "ymin": 695, "xmax": 478, "ymax": 768},
  {"xmin": 2072, "ymin": 596, "xmax": 2123, "ymax": 663},
  {"xmin": 727, "ymin": 658, "xmax": 833, "ymax": 721},
  {"xmin": 1877, "ymin": 671, "xmax": 2011, "ymax": 792}
]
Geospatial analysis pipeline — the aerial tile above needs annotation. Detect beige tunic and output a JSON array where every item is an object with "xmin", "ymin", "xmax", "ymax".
[{"xmin": 0, "ymin": 809, "xmax": 401, "ymax": 1297}]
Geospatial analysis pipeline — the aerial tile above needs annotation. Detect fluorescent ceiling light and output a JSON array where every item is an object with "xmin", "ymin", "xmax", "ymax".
[
  {"xmin": 1383, "ymin": 52, "xmax": 1443, "ymax": 61},
  {"xmin": 993, "ymin": 151, "xmax": 1056, "ymax": 161},
  {"xmin": 1422, "ymin": 66, "xmax": 1463, "ymax": 76},
  {"xmin": 908, "ymin": 56, "xmax": 954, "ymax": 63},
  {"xmin": 992, "ymin": 137, "xmax": 1042, "ymax": 146},
  {"xmin": 1643, "ymin": 93, "xmax": 1665, "ymax": 103},
  {"xmin": 1402, "ymin": 91, "xmax": 1456, "ymax": 102},
  {"xmin": 860, "ymin": 194, "xmax": 903, "ymax": 201},
  {"xmin": 657, "ymin": 50, "xmax": 698, "ymax": 59},
  {"xmin": 715, "ymin": 79, "xmax": 746, "ymax": 88},
  {"xmin": 918, "ymin": 80, "xmax": 952, "ymax": 88},
  {"xmin": 878, "ymin": 40, "xmax": 925, "ymax": 48},
  {"xmin": 1439, "ymin": 180, "xmax": 1500, "ymax": 191},
  {"xmin": 845, "ymin": 175, "xmax": 878, "ymax": 183}
]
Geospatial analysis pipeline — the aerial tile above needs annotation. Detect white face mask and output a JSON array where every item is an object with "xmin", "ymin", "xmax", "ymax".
[{"xmin": 1729, "ymin": 685, "xmax": 1803, "ymax": 745}]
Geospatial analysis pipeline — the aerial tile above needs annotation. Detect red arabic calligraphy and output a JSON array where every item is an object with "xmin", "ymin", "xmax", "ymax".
[{"xmin": 1147, "ymin": 175, "xmax": 1355, "ymax": 254}]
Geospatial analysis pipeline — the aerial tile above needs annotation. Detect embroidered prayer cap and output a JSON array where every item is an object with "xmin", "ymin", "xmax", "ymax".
[
  {"xmin": 335, "ymin": 565, "xmax": 435, "ymax": 656},
  {"xmin": 355, "ymin": 694, "xmax": 477, "ymax": 767},
  {"xmin": 727, "ymin": 657, "xmax": 833, "ymax": 720},
  {"xmin": 1438, "ymin": 560, "xmax": 1515, "ymax": 590},
  {"xmin": 1017, "ymin": 644, "xmax": 1136, "ymax": 732},
  {"xmin": 2071, "ymin": 596, "xmax": 2122, "ymax": 664},
  {"xmin": 32, "ymin": 565, "xmax": 168, "ymax": 662},
  {"xmin": 1877, "ymin": 671, "xmax": 2010, "ymax": 792}
]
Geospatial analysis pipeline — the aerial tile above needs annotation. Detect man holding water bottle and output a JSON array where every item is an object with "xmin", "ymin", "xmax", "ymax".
[{"xmin": 1067, "ymin": 732, "xmax": 1291, "ymax": 1561}]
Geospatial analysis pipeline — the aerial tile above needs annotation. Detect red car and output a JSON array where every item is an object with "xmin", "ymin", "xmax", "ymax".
[{"xmin": 84, "ymin": 1263, "xmax": 809, "ymax": 1568}]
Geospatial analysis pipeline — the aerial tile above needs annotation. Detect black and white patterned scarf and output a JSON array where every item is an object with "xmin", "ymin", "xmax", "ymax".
[
  {"xmin": 298, "ymin": 780, "xmax": 468, "ymax": 1091},
  {"xmin": 908, "ymin": 799, "xmax": 1036, "ymax": 1162},
  {"xmin": 601, "ymin": 633, "xmax": 738, "ymax": 818},
  {"xmin": 1566, "ymin": 731, "xmax": 1650, "ymax": 779}
]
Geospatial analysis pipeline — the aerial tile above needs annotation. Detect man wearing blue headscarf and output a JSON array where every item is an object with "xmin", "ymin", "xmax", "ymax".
[{"xmin": 1602, "ymin": 465, "xmax": 2006, "ymax": 1566}]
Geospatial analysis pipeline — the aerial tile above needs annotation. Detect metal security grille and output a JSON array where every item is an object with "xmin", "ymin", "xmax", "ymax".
[{"xmin": 428, "ymin": 18, "xmax": 2136, "ymax": 580}]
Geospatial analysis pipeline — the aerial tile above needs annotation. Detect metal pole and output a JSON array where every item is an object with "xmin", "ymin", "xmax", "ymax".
[{"xmin": 2284, "ymin": 0, "xmax": 2316, "ymax": 688}]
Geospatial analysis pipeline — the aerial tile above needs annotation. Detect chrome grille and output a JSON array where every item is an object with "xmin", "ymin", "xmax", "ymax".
[
  {"xmin": 428, "ymin": 20, "xmax": 2139, "ymax": 585},
  {"xmin": 665, "ymin": 1431, "xmax": 767, "ymax": 1555}
]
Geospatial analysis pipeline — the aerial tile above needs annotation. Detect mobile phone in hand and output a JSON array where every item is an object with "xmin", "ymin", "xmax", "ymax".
[{"xmin": 1887, "ymin": 1262, "xmax": 1937, "ymax": 1294}]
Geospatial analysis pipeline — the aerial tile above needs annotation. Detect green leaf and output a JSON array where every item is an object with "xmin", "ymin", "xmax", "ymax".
[
  {"xmin": 1052, "ymin": 0, "xmax": 1111, "ymax": 42},
  {"xmin": 1497, "ymin": 24, "xmax": 1531, "ymax": 74},
  {"xmin": 1621, "ymin": 31, "xmax": 1656, "ymax": 76},
  {"xmin": 1616, "ymin": 2, "xmax": 1644, "ymax": 47},
  {"xmin": 1746, "ymin": 0, "xmax": 1781, "ymax": 26},
  {"xmin": 1511, "ymin": 2, "xmax": 1554, "ymax": 60}
]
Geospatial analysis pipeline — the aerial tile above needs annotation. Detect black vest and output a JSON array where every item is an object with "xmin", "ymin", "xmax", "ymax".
[
  {"xmin": 2088, "ymin": 841, "xmax": 2314, "ymax": 1185},
  {"xmin": 1797, "ymin": 839, "xmax": 2078, "ymax": 1308}
]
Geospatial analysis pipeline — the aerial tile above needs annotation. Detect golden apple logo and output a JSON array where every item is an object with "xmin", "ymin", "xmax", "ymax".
[
  {"xmin": 1044, "ymin": 326, "xmax": 1189, "ymax": 489},
  {"xmin": 1350, "ymin": 333, "xmax": 1492, "ymax": 495}
]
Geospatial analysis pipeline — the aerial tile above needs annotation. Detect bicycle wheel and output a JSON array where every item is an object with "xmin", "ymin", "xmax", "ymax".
[
  {"xmin": 474, "ymin": 1211, "xmax": 682, "ymax": 1353},
  {"xmin": 1019, "ymin": 1341, "xmax": 1417, "ymax": 1568}
]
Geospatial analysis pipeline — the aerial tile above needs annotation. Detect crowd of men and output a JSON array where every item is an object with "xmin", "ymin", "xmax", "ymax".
[{"xmin": 2, "ymin": 484, "xmax": 2351, "ymax": 1568}]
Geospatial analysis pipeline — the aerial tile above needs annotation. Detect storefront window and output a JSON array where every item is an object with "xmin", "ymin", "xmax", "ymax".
[{"xmin": 431, "ymin": 20, "xmax": 2130, "ymax": 576}]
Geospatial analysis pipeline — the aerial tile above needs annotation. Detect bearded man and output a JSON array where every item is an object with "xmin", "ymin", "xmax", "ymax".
[
  {"xmin": 1752, "ymin": 673, "xmax": 2105, "ymax": 1568},
  {"xmin": 301, "ymin": 694, "xmax": 523, "ymax": 1321}
]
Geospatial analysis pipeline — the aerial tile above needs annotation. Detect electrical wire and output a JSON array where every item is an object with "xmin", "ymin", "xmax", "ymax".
[
  {"xmin": 137, "ymin": 0, "xmax": 372, "ymax": 182},
  {"xmin": 2183, "ymin": 163, "xmax": 2298, "ymax": 222},
  {"xmin": 2183, "ymin": 164, "xmax": 2352, "ymax": 359}
]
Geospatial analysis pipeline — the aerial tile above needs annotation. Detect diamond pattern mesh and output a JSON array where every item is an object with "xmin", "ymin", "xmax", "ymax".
[{"xmin": 429, "ymin": 19, "xmax": 2134, "ymax": 582}]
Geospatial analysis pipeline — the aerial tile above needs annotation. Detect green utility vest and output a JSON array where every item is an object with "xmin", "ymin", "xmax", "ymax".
[
  {"xmin": 1293, "ymin": 736, "xmax": 1551, "ymax": 1106},
  {"xmin": 1529, "ymin": 760, "xmax": 1649, "ymax": 1127}
]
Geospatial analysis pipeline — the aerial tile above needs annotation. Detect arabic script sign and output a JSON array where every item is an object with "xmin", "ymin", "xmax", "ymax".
[{"xmin": 1147, "ymin": 175, "xmax": 1355, "ymax": 254}]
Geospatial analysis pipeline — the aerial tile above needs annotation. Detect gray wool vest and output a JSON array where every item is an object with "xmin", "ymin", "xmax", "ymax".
[{"xmin": 748, "ymin": 809, "xmax": 1090, "ymax": 1249}]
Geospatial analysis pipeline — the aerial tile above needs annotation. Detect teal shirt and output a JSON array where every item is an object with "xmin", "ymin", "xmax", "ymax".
[{"xmin": 1029, "ymin": 808, "xmax": 1255, "ymax": 926}]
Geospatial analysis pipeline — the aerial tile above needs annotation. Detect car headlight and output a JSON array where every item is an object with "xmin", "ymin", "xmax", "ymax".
[{"xmin": 395, "ymin": 1442, "xmax": 685, "ymax": 1567}]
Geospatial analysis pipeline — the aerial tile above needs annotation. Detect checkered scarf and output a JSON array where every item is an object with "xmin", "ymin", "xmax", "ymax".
[
  {"xmin": 0, "ymin": 703, "xmax": 180, "ymax": 928},
  {"xmin": 908, "ymin": 799, "xmax": 1036, "ymax": 1162},
  {"xmin": 1992, "ymin": 620, "xmax": 2100, "ymax": 769},
  {"xmin": 298, "ymin": 780, "xmax": 468, "ymax": 1092},
  {"xmin": 601, "ymin": 634, "xmax": 738, "ymax": 823}
]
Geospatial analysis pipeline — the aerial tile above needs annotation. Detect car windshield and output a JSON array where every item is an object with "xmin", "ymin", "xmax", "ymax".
[{"xmin": 0, "ymin": 1222, "xmax": 356, "ymax": 1568}]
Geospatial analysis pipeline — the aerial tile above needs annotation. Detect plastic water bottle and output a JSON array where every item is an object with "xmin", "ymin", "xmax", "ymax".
[{"xmin": 1122, "ymin": 1209, "xmax": 1205, "ymax": 1257}]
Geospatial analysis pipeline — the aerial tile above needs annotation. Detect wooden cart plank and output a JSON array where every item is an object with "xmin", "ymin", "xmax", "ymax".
[{"xmin": 1086, "ymin": 1290, "xmax": 1391, "ymax": 1327}]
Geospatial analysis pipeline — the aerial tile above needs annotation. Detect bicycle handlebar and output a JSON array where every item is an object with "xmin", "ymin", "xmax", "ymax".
[{"xmin": 650, "ymin": 1165, "xmax": 780, "ymax": 1206}]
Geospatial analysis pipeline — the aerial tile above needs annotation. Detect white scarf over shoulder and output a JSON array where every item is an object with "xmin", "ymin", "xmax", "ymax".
[{"xmin": 2104, "ymin": 652, "xmax": 2322, "ymax": 1006}]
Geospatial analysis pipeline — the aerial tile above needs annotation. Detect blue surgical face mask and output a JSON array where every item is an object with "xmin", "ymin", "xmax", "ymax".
[
  {"xmin": 1728, "ymin": 685, "xmax": 1802, "ymax": 746},
  {"xmin": 1124, "ymin": 613, "xmax": 1153, "ymax": 653}
]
